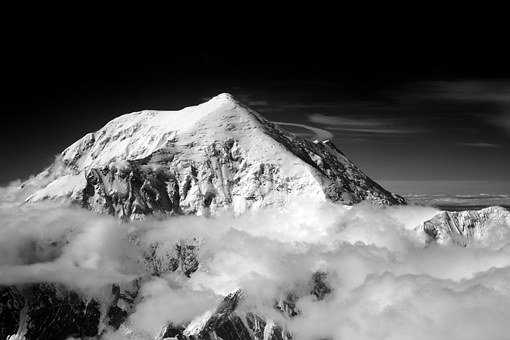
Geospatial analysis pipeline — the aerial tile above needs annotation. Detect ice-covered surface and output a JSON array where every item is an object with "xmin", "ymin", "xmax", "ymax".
[
  {"xmin": 182, "ymin": 310, "xmax": 213, "ymax": 337},
  {"xmin": 26, "ymin": 174, "xmax": 86, "ymax": 201},
  {"xmin": 25, "ymin": 93, "xmax": 404, "ymax": 218},
  {"xmin": 417, "ymin": 206, "xmax": 510, "ymax": 246},
  {"xmin": 60, "ymin": 94, "xmax": 237, "ymax": 170}
]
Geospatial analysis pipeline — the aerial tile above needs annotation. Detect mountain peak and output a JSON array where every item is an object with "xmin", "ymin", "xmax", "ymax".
[
  {"xmin": 191, "ymin": 92, "xmax": 240, "ymax": 114},
  {"xmin": 26, "ymin": 95, "xmax": 405, "ymax": 218},
  {"xmin": 207, "ymin": 92, "xmax": 238, "ymax": 104}
]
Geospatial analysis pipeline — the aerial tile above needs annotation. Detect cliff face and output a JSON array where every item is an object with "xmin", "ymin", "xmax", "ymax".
[
  {"xmin": 1, "ymin": 238, "xmax": 200, "ymax": 340},
  {"xmin": 1, "ymin": 264, "xmax": 330, "ymax": 340},
  {"xmin": 158, "ymin": 290, "xmax": 292, "ymax": 340},
  {"xmin": 1, "ymin": 284, "xmax": 101, "ymax": 340},
  {"xmin": 25, "ymin": 93, "xmax": 404, "ymax": 219}
]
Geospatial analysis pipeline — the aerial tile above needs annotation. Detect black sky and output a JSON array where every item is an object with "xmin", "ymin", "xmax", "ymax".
[{"xmin": 2, "ymin": 18, "xmax": 510, "ymax": 194}]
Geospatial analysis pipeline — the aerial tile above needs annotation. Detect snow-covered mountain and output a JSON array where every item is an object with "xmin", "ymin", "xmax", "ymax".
[
  {"xmin": 25, "ymin": 93, "xmax": 404, "ymax": 218},
  {"xmin": 8, "ymin": 93, "xmax": 510, "ymax": 340},
  {"xmin": 418, "ymin": 206, "xmax": 510, "ymax": 246}
]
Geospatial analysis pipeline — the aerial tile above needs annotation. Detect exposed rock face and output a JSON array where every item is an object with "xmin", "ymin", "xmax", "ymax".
[
  {"xmin": 159, "ymin": 290, "xmax": 291, "ymax": 340},
  {"xmin": 158, "ymin": 272, "xmax": 332, "ymax": 340},
  {"xmin": 106, "ymin": 282, "xmax": 140, "ymax": 330},
  {"xmin": 309, "ymin": 271, "xmax": 332, "ymax": 301},
  {"xmin": 418, "ymin": 206, "xmax": 510, "ymax": 246},
  {"xmin": 0, "ymin": 287, "xmax": 24, "ymax": 340},
  {"xmin": 143, "ymin": 239, "xmax": 200, "ymax": 278},
  {"xmin": 0, "ymin": 284, "xmax": 101, "ymax": 340},
  {"xmin": 0, "ymin": 238, "xmax": 198, "ymax": 340},
  {"xmin": 1, "ymin": 245, "xmax": 329, "ymax": 340},
  {"xmin": 26, "ymin": 93, "xmax": 404, "ymax": 219},
  {"xmin": 1, "ymin": 270, "xmax": 329, "ymax": 340}
]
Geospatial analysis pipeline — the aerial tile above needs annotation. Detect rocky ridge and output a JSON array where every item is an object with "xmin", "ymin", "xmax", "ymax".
[{"xmin": 418, "ymin": 206, "xmax": 510, "ymax": 246}]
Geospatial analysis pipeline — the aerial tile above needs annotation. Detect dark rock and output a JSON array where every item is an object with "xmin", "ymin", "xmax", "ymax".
[
  {"xmin": 0, "ymin": 286, "xmax": 24, "ymax": 340},
  {"xmin": 181, "ymin": 290, "xmax": 291, "ymax": 340},
  {"xmin": 159, "ymin": 323, "xmax": 185, "ymax": 339},
  {"xmin": 82, "ymin": 165, "xmax": 176, "ymax": 220},
  {"xmin": 310, "ymin": 271, "xmax": 332, "ymax": 301},
  {"xmin": 106, "ymin": 282, "xmax": 140, "ymax": 329},
  {"xmin": 245, "ymin": 312, "xmax": 266, "ymax": 339},
  {"xmin": 275, "ymin": 292, "xmax": 300, "ymax": 318},
  {"xmin": 144, "ymin": 239, "xmax": 199, "ymax": 277},
  {"xmin": 0, "ymin": 283, "xmax": 102, "ymax": 340},
  {"xmin": 175, "ymin": 240, "xmax": 200, "ymax": 277}
]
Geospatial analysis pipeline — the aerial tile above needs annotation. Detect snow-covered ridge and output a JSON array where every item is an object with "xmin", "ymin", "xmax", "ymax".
[
  {"xmin": 417, "ymin": 206, "xmax": 510, "ymax": 246},
  {"xmin": 25, "ymin": 93, "xmax": 405, "ymax": 218},
  {"xmin": 61, "ymin": 93, "xmax": 239, "ymax": 170}
]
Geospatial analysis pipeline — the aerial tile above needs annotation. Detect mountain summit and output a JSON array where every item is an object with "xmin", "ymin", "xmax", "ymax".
[{"xmin": 26, "ymin": 93, "xmax": 404, "ymax": 218}]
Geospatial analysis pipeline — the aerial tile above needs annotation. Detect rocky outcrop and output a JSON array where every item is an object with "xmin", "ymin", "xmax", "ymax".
[
  {"xmin": 0, "ymin": 287, "xmax": 24, "ymax": 340},
  {"xmin": 26, "ymin": 93, "xmax": 404, "ymax": 219},
  {"xmin": 0, "ymin": 237, "xmax": 199, "ymax": 340},
  {"xmin": 81, "ymin": 165, "xmax": 177, "ymax": 219},
  {"xmin": 0, "ymin": 284, "xmax": 101, "ymax": 340},
  {"xmin": 143, "ymin": 239, "xmax": 200, "ymax": 278},
  {"xmin": 158, "ymin": 272, "xmax": 332, "ymax": 340},
  {"xmin": 418, "ymin": 206, "xmax": 510, "ymax": 246},
  {"xmin": 1, "ymin": 270, "xmax": 330, "ymax": 340},
  {"xmin": 106, "ymin": 282, "xmax": 140, "ymax": 330},
  {"xmin": 159, "ymin": 290, "xmax": 291, "ymax": 340}
]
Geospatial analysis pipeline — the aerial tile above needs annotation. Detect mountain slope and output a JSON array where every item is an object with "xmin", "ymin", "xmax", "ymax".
[
  {"xmin": 418, "ymin": 206, "xmax": 510, "ymax": 246},
  {"xmin": 26, "ymin": 93, "xmax": 404, "ymax": 218}
]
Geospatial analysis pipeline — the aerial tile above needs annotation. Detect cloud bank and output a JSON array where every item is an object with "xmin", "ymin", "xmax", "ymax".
[{"xmin": 1, "ymin": 186, "xmax": 510, "ymax": 339}]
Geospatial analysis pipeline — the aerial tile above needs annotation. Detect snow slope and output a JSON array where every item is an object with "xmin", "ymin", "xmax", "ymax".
[
  {"xmin": 26, "ymin": 93, "xmax": 404, "ymax": 218},
  {"xmin": 418, "ymin": 206, "xmax": 510, "ymax": 246}
]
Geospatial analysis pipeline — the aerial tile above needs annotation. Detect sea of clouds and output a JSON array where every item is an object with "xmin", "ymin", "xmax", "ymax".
[{"xmin": 2, "ymin": 181, "xmax": 510, "ymax": 340}]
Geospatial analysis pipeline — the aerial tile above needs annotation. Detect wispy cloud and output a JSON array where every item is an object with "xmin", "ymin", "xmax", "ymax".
[
  {"xmin": 431, "ymin": 81, "xmax": 510, "ymax": 103},
  {"xmin": 246, "ymin": 100, "xmax": 269, "ymax": 106},
  {"xmin": 273, "ymin": 121, "xmax": 333, "ymax": 140},
  {"xmin": 331, "ymin": 127, "xmax": 424, "ymax": 134},
  {"xmin": 308, "ymin": 113, "xmax": 421, "ymax": 135},
  {"xmin": 494, "ymin": 113, "xmax": 510, "ymax": 135},
  {"xmin": 308, "ymin": 113, "xmax": 385, "ymax": 127},
  {"xmin": 457, "ymin": 142, "xmax": 502, "ymax": 148},
  {"xmin": 425, "ymin": 81, "xmax": 510, "ymax": 135}
]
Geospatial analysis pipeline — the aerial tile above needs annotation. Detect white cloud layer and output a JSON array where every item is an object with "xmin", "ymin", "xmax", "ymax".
[{"xmin": 1, "ymin": 185, "xmax": 510, "ymax": 339}]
